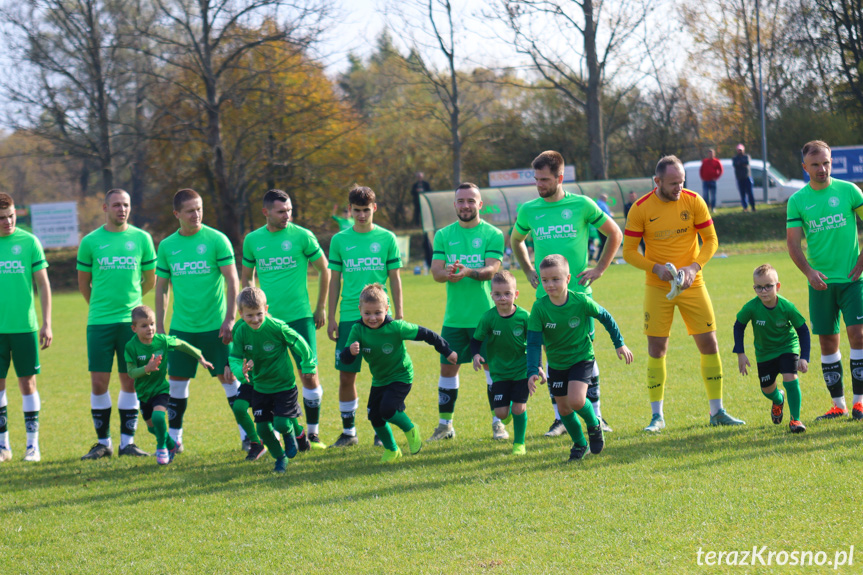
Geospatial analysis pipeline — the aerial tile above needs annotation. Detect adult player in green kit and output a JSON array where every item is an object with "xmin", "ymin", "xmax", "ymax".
[
  {"xmin": 328, "ymin": 186, "xmax": 403, "ymax": 447},
  {"xmin": 241, "ymin": 189, "xmax": 330, "ymax": 449},
  {"xmin": 0, "ymin": 193, "xmax": 52, "ymax": 463},
  {"xmin": 511, "ymin": 151, "xmax": 622, "ymax": 436},
  {"xmin": 427, "ymin": 183, "xmax": 505, "ymax": 441},
  {"xmin": 79, "ymin": 189, "xmax": 154, "ymax": 459},
  {"xmin": 787, "ymin": 140, "xmax": 863, "ymax": 421},
  {"xmin": 155, "ymin": 189, "xmax": 253, "ymax": 452}
]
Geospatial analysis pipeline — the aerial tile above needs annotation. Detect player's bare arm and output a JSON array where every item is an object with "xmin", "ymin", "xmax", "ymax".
[
  {"xmin": 579, "ymin": 218, "xmax": 622, "ymax": 285},
  {"xmin": 220, "ymin": 263, "xmax": 239, "ymax": 343},
  {"xmin": 34, "ymin": 267, "xmax": 52, "ymax": 349},
  {"xmin": 449, "ymin": 257, "xmax": 501, "ymax": 283},
  {"xmin": 388, "ymin": 268, "xmax": 403, "ymax": 320},
  {"xmin": 787, "ymin": 227, "xmax": 827, "ymax": 290},
  {"xmin": 77, "ymin": 270, "xmax": 92, "ymax": 304},
  {"xmin": 430, "ymin": 259, "xmax": 450, "ymax": 283},
  {"xmin": 154, "ymin": 276, "xmax": 171, "ymax": 333},
  {"xmin": 141, "ymin": 268, "xmax": 156, "ymax": 296},
  {"xmin": 240, "ymin": 264, "xmax": 255, "ymax": 288},
  {"xmin": 327, "ymin": 270, "xmax": 341, "ymax": 341},
  {"xmin": 510, "ymin": 229, "xmax": 538, "ymax": 288},
  {"xmin": 312, "ymin": 255, "xmax": 330, "ymax": 329}
]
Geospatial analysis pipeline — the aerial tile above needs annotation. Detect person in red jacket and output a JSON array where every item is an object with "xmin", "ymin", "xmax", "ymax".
[{"xmin": 699, "ymin": 149, "xmax": 723, "ymax": 212}]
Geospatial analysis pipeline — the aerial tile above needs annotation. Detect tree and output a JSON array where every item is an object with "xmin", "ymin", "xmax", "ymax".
[{"xmin": 813, "ymin": 0, "xmax": 863, "ymax": 114}]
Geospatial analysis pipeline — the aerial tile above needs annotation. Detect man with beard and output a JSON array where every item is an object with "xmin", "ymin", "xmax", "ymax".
[{"xmin": 426, "ymin": 183, "xmax": 505, "ymax": 441}]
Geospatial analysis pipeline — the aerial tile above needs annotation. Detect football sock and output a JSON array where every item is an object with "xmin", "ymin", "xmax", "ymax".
[
  {"xmin": 257, "ymin": 422, "xmax": 284, "ymax": 460},
  {"xmin": 560, "ymin": 412, "xmax": 586, "ymax": 446},
  {"xmin": 274, "ymin": 417, "xmax": 298, "ymax": 457},
  {"xmin": 651, "ymin": 400, "xmax": 664, "ymax": 416},
  {"xmin": 386, "ymin": 410, "xmax": 414, "ymax": 433},
  {"xmin": 821, "ymin": 352, "xmax": 846, "ymax": 409},
  {"xmin": 373, "ymin": 423, "xmax": 398, "ymax": 451},
  {"xmin": 21, "ymin": 391, "xmax": 40, "ymax": 447},
  {"xmin": 784, "ymin": 378, "xmax": 802, "ymax": 421},
  {"xmin": 701, "ymin": 353, "xmax": 724, "ymax": 415},
  {"xmin": 117, "ymin": 390, "xmax": 139, "ymax": 449},
  {"xmin": 289, "ymin": 417, "xmax": 304, "ymax": 438},
  {"xmin": 438, "ymin": 376, "xmax": 459, "ymax": 423},
  {"xmin": 849, "ymin": 349, "xmax": 863, "ymax": 402},
  {"xmin": 230, "ymin": 398, "xmax": 259, "ymax": 443},
  {"xmin": 0, "ymin": 390, "xmax": 7, "ymax": 449},
  {"xmin": 168, "ymin": 378, "xmax": 191, "ymax": 439},
  {"xmin": 762, "ymin": 387, "xmax": 784, "ymax": 405},
  {"xmin": 339, "ymin": 399, "xmax": 358, "ymax": 435},
  {"xmin": 576, "ymin": 402, "xmax": 599, "ymax": 428},
  {"xmin": 552, "ymin": 398, "xmax": 560, "ymax": 420},
  {"xmin": 512, "ymin": 411, "xmax": 527, "ymax": 445},
  {"xmin": 149, "ymin": 410, "xmax": 171, "ymax": 449},
  {"xmin": 589, "ymin": 362, "xmax": 602, "ymax": 418},
  {"xmin": 222, "ymin": 381, "xmax": 246, "ymax": 441},
  {"xmin": 303, "ymin": 385, "xmax": 323, "ymax": 429},
  {"xmin": 91, "ymin": 392, "xmax": 112, "ymax": 443},
  {"xmin": 647, "ymin": 356, "xmax": 666, "ymax": 402}
]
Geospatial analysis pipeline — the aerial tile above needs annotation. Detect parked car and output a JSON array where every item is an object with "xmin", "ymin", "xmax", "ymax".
[{"xmin": 683, "ymin": 159, "xmax": 805, "ymax": 206}]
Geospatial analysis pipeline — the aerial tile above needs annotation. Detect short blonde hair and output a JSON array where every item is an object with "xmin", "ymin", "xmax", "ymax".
[
  {"xmin": 237, "ymin": 286, "xmax": 267, "ymax": 310},
  {"xmin": 492, "ymin": 270, "xmax": 517, "ymax": 288},
  {"xmin": 753, "ymin": 264, "xmax": 778, "ymax": 281},
  {"xmin": 360, "ymin": 283, "xmax": 388, "ymax": 305}
]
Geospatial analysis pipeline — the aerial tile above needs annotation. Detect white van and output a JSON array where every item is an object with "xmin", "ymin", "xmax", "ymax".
[{"xmin": 683, "ymin": 159, "xmax": 805, "ymax": 206}]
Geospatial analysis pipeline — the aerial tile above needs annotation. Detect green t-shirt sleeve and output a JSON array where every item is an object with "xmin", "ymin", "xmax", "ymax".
[
  {"xmin": 124, "ymin": 341, "xmax": 147, "ymax": 380},
  {"xmin": 386, "ymin": 234, "xmax": 402, "ymax": 271},
  {"xmin": 155, "ymin": 243, "xmax": 171, "ymax": 279},
  {"xmin": 486, "ymin": 228, "xmax": 504, "ymax": 260},
  {"xmin": 514, "ymin": 204, "xmax": 531, "ymax": 236},
  {"xmin": 786, "ymin": 300, "xmax": 807, "ymax": 329},
  {"xmin": 167, "ymin": 335, "xmax": 203, "ymax": 360},
  {"xmin": 736, "ymin": 303, "xmax": 751, "ymax": 325},
  {"xmin": 76, "ymin": 236, "xmax": 92, "ymax": 272},
  {"xmin": 786, "ymin": 196, "xmax": 803, "ymax": 229},
  {"xmin": 397, "ymin": 320, "xmax": 419, "ymax": 340},
  {"xmin": 432, "ymin": 230, "xmax": 446, "ymax": 261},
  {"xmin": 304, "ymin": 230, "xmax": 323, "ymax": 262},
  {"xmin": 242, "ymin": 235, "xmax": 255, "ymax": 269},
  {"xmin": 31, "ymin": 236, "xmax": 47, "ymax": 272},
  {"xmin": 281, "ymin": 323, "xmax": 317, "ymax": 373},
  {"xmin": 473, "ymin": 313, "xmax": 489, "ymax": 342},
  {"xmin": 527, "ymin": 301, "xmax": 543, "ymax": 332},
  {"xmin": 141, "ymin": 234, "xmax": 157, "ymax": 271},
  {"xmin": 346, "ymin": 322, "xmax": 361, "ymax": 345},
  {"xmin": 228, "ymin": 325, "xmax": 246, "ymax": 382},
  {"xmin": 584, "ymin": 197, "xmax": 608, "ymax": 228},
  {"xmin": 850, "ymin": 182, "xmax": 863, "ymax": 210},
  {"xmin": 215, "ymin": 232, "xmax": 234, "ymax": 267},
  {"xmin": 328, "ymin": 234, "xmax": 343, "ymax": 272}
]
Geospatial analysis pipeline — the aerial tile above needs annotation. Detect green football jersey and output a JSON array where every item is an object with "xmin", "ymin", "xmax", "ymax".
[
  {"xmin": 76, "ymin": 225, "xmax": 156, "ymax": 325},
  {"xmin": 124, "ymin": 334, "xmax": 202, "ymax": 402},
  {"xmin": 0, "ymin": 229, "xmax": 47, "ymax": 333},
  {"xmin": 736, "ymin": 295, "xmax": 806, "ymax": 362},
  {"xmin": 346, "ymin": 318, "xmax": 419, "ymax": 387},
  {"xmin": 528, "ymin": 290, "xmax": 619, "ymax": 368},
  {"xmin": 242, "ymin": 224, "xmax": 323, "ymax": 323},
  {"xmin": 514, "ymin": 193, "xmax": 608, "ymax": 297},
  {"xmin": 473, "ymin": 305, "xmax": 529, "ymax": 382},
  {"xmin": 156, "ymin": 225, "xmax": 234, "ymax": 332},
  {"xmin": 432, "ymin": 220, "xmax": 505, "ymax": 328},
  {"xmin": 328, "ymin": 225, "xmax": 402, "ymax": 322},
  {"xmin": 787, "ymin": 178, "xmax": 863, "ymax": 284},
  {"xmin": 229, "ymin": 315, "xmax": 316, "ymax": 394}
]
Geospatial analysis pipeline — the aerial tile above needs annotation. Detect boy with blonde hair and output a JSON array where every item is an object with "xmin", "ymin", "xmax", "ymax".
[{"xmin": 734, "ymin": 264, "xmax": 810, "ymax": 432}]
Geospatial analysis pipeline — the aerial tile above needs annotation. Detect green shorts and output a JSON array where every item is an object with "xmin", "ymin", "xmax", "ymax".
[
  {"xmin": 87, "ymin": 323, "xmax": 134, "ymax": 373},
  {"xmin": 809, "ymin": 281, "xmax": 863, "ymax": 335},
  {"xmin": 287, "ymin": 317, "xmax": 317, "ymax": 371},
  {"xmin": 168, "ymin": 329, "xmax": 230, "ymax": 379},
  {"xmin": 335, "ymin": 320, "xmax": 363, "ymax": 373},
  {"xmin": 440, "ymin": 326, "xmax": 486, "ymax": 365},
  {"xmin": 0, "ymin": 332, "xmax": 40, "ymax": 379}
]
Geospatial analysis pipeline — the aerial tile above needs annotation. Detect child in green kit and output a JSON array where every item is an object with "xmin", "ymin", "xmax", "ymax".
[
  {"xmin": 341, "ymin": 283, "xmax": 457, "ymax": 463},
  {"xmin": 470, "ymin": 270, "xmax": 533, "ymax": 455},
  {"xmin": 124, "ymin": 306, "xmax": 214, "ymax": 465},
  {"xmin": 527, "ymin": 255, "xmax": 633, "ymax": 462},
  {"xmin": 734, "ymin": 264, "xmax": 810, "ymax": 433},
  {"xmin": 229, "ymin": 287, "xmax": 317, "ymax": 473}
]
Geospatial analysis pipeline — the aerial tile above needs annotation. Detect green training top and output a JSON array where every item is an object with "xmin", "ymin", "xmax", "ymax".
[
  {"xmin": 156, "ymin": 225, "xmax": 234, "ymax": 332},
  {"xmin": 528, "ymin": 290, "xmax": 622, "ymax": 369},
  {"xmin": 328, "ymin": 225, "xmax": 402, "ymax": 322},
  {"xmin": 514, "ymin": 193, "xmax": 608, "ymax": 297},
  {"xmin": 736, "ymin": 295, "xmax": 806, "ymax": 362},
  {"xmin": 0, "ymin": 229, "xmax": 48, "ymax": 334},
  {"xmin": 229, "ymin": 315, "xmax": 316, "ymax": 394},
  {"xmin": 473, "ymin": 305, "xmax": 529, "ymax": 382},
  {"xmin": 242, "ymin": 224, "xmax": 323, "ymax": 323},
  {"xmin": 787, "ymin": 178, "xmax": 863, "ymax": 284},
  {"xmin": 346, "ymin": 318, "xmax": 419, "ymax": 387},
  {"xmin": 332, "ymin": 215, "xmax": 355, "ymax": 231},
  {"xmin": 432, "ymin": 220, "xmax": 505, "ymax": 328},
  {"xmin": 76, "ymin": 225, "xmax": 156, "ymax": 325},
  {"xmin": 125, "ymin": 334, "xmax": 203, "ymax": 403}
]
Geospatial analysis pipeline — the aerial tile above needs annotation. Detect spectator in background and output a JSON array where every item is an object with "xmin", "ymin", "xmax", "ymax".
[
  {"xmin": 410, "ymin": 172, "xmax": 431, "ymax": 226},
  {"xmin": 331, "ymin": 204, "xmax": 354, "ymax": 232},
  {"xmin": 699, "ymin": 149, "xmax": 723, "ymax": 212},
  {"xmin": 623, "ymin": 191, "xmax": 638, "ymax": 220},
  {"xmin": 733, "ymin": 144, "xmax": 756, "ymax": 212}
]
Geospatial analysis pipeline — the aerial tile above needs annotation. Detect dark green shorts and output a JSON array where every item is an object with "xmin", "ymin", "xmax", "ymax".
[
  {"xmin": 809, "ymin": 281, "xmax": 863, "ymax": 335},
  {"xmin": 287, "ymin": 317, "xmax": 317, "ymax": 372},
  {"xmin": 87, "ymin": 323, "xmax": 134, "ymax": 373},
  {"xmin": 168, "ymin": 329, "xmax": 230, "ymax": 379},
  {"xmin": 440, "ymin": 325, "xmax": 486, "ymax": 365},
  {"xmin": 0, "ymin": 332, "xmax": 40, "ymax": 379},
  {"xmin": 335, "ymin": 320, "xmax": 362, "ymax": 373}
]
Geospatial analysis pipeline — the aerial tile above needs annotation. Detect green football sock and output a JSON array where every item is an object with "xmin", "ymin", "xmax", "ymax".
[
  {"xmin": 151, "ymin": 410, "xmax": 170, "ymax": 449},
  {"xmin": 386, "ymin": 410, "xmax": 414, "ymax": 433},
  {"xmin": 560, "ymin": 412, "xmax": 586, "ymax": 446},
  {"xmin": 273, "ymin": 416, "xmax": 297, "ymax": 440},
  {"xmin": 761, "ymin": 387, "xmax": 784, "ymax": 405},
  {"xmin": 372, "ymin": 423, "xmax": 398, "ymax": 451},
  {"xmin": 257, "ymin": 422, "xmax": 284, "ymax": 459},
  {"xmin": 231, "ymin": 399, "xmax": 259, "ymax": 443},
  {"xmin": 289, "ymin": 417, "xmax": 304, "ymax": 438},
  {"xmin": 513, "ymin": 411, "xmax": 527, "ymax": 445},
  {"xmin": 784, "ymin": 379, "xmax": 802, "ymax": 420},
  {"xmin": 576, "ymin": 402, "xmax": 599, "ymax": 428}
]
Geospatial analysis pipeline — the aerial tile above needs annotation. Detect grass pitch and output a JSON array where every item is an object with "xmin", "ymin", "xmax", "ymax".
[{"xmin": 2, "ymin": 253, "xmax": 862, "ymax": 574}]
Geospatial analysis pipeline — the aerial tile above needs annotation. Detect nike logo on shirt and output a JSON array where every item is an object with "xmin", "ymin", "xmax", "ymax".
[
  {"xmin": 346, "ymin": 246, "xmax": 357, "ymax": 251},
  {"xmin": 805, "ymin": 204, "xmax": 817, "ymax": 210},
  {"xmin": 535, "ymin": 214, "xmax": 546, "ymax": 220},
  {"xmin": 256, "ymin": 246, "xmax": 267, "ymax": 251},
  {"xmin": 449, "ymin": 241, "xmax": 460, "ymax": 245},
  {"xmin": 649, "ymin": 217, "xmax": 660, "ymax": 222},
  {"xmin": 98, "ymin": 244, "xmax": 110, "ymax": 249},
  {"xmin": 172, "ymin": 249, "xmax": 183, "ymax": 255}
]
